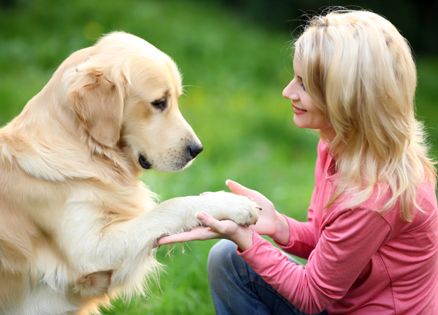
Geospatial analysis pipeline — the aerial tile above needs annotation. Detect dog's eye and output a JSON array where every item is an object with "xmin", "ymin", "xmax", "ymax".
[{"xmin": 150, "ymin": 98, "xmax": 167, "ymax": 111}]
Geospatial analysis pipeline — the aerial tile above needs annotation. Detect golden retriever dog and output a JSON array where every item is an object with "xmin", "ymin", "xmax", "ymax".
[{"xmin": 0, "ymin": 32, "xmax": 258, "ymax": 315}]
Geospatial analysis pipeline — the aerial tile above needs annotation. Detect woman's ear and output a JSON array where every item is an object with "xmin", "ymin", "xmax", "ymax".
[{"xmin": 67, "ymin": 63, "xmax": 124, "ymax": 148}]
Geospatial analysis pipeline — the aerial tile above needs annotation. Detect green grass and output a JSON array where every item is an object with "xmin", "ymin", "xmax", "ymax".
[{"xmin": 0, "ymin": 1, "xmax": 437, "ymax": 314}]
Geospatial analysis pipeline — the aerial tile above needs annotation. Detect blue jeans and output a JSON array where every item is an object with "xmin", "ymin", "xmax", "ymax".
[{"xmin": 207, "ymin": 240, "xmax": 327, "ymax": 315}]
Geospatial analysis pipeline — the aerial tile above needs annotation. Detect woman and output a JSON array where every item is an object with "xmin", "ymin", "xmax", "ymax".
[{"xmin": 159, "ymin": 9, "xmax": 438, "ymax": 314}]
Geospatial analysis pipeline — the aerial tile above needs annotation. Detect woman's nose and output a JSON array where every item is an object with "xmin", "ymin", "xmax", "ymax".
[
  {"xmin": 282, "ymin": 82, "xmax": 292, "ymax": 99},
  {"xmin": 282, "ymin": 81, "xmax": 299, "ymax": 100}
]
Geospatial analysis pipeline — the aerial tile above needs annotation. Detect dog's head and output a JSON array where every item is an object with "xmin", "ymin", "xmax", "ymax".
[{"xmin": 62, "ymin": 32, "xmax": 202, "ymax": 172}]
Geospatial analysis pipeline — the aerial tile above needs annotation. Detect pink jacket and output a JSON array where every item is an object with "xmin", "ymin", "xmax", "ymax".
[{"xmin": 239, "ymin": 141, "xmax": 438, "ymax": 314}]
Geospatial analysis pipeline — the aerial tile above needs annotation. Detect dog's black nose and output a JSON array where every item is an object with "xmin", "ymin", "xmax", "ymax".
[{"xmin": 187, "ymin": 143, "xmax": 203, "ymax": 159}]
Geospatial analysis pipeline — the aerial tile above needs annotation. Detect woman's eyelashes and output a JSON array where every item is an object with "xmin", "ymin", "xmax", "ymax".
[{"xmin": 296, "ymin": 76, "xmax": 306, "ymax": 91}]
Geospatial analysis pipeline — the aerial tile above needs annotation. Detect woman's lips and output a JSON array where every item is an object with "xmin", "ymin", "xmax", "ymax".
[{"xmin": 292, "ymin": 104, "xmax": 307, "ymax": 115}]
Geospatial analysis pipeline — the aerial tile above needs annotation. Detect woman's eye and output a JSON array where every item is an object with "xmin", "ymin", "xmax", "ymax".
[
  {"xmin": 151, "ymin": 98, "xmax": 167, "ymax": 111},
  {"xmin": 296, "ymin": 76, "xmax": 306, "ymax": 91},
  {"xmin": 295, "ymin": 75, "xmax": 306, "ymax": 91}
]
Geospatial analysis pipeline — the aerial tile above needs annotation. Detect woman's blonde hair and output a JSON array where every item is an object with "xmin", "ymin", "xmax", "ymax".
[{"xmin": 295, "ymin": 10, "xmax": 436, "ymax": 221}]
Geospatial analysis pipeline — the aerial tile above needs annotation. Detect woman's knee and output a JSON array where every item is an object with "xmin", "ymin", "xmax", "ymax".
[{"xmin": 207, "ymin": 239, "xmax": 238, "ymax": 278}]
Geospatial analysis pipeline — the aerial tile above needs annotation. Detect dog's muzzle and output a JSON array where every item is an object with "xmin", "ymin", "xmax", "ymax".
[{"xmin": 137, "ymin": 142, "xmax": 203, "ymax": 170}]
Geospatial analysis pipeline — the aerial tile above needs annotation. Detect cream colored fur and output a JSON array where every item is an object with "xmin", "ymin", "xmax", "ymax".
[{"xmin": 0, "ymin": 32, "xmax": 258, "ymax": 315}]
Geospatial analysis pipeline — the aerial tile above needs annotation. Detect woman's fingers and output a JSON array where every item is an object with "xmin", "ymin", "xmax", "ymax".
[
  {"xmin": 158, "ymin": 226, "xmax": 220, "ymax": 245},
  {"xmin": 158, "ymin": 211, "xmax": 246, "ymax": 246},
  {"xmin": 196, "ymin": 211, "xmax": 220, "ymax": 230},
  {"xmin": 197, "ymin": 212, "xmax": 238, "ymax": 235},
  {"xmin": 226, "ymin": 179, "xmax": 273, "ymax": 209},
  {"xmin": 226, "ymin": 179, "xmax": 256, "ymax": 197}
]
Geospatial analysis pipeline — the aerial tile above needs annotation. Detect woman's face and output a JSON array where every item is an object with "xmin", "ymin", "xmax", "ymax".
[{"xmin": 282, "ymin": 54, "xmax": 334, "ymax": 139}]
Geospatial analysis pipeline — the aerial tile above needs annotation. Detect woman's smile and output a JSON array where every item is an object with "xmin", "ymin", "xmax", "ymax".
[{"xmin": 292, "ymin": 104, "xmax": 307, "ymax": 115}]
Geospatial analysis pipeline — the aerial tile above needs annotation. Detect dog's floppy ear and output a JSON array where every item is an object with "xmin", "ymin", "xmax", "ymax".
[{"xmin": 67, "ymin": 64, "xmax": 124, "ymax": 148}]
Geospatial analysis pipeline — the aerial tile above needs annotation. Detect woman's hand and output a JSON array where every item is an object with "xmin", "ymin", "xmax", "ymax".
[
  {"xmin": 226, "ymin": 180, "xmax": 289, "ymax": 245},
  {"xmin": 158, "ymin": 180, "xmax": 290, "ymax": 247},
  {"xmin": 158, "ymin": 211, "xmax": 254, "ymax": 250}
]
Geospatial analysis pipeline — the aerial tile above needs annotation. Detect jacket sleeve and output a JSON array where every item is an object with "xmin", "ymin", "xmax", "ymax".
[
  {"xmin": 274, "ymin": 215, "xmax": 317, "ymax": 259},
  {"xmin": 238, "ymin": 208, "xmax": 391, "ymax": 314}
]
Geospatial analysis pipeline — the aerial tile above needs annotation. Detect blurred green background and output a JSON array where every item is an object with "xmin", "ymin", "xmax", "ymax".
[{"xmin": 0, "ymin": 0, "xmax": 436, "ymax": 314}]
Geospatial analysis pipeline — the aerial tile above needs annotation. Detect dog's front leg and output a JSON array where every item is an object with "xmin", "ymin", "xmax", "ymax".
[
  {"xmin": 108, "ymin": 191, "xmax": 259, "ymax": 292},
  {"xmin": 60, "ymin": 191, "xmax": 258, "ymax": 297}
]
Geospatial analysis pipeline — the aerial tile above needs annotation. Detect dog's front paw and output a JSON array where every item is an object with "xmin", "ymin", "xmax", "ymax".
[{"xmin": 203, "ymin": 191, "xmax": 260, "ymax": 226}]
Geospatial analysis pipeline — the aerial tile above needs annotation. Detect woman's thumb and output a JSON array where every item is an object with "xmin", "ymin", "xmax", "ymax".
[{"xmin": 196, "ymin": 212, "xmax": 219, "ymax": 230}]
